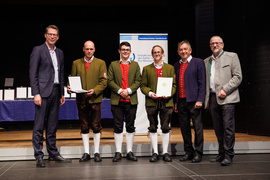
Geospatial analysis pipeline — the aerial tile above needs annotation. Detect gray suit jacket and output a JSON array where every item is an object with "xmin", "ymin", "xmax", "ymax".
[{"xmin": 204, "ymin": 51, "xmax": 242, "ymax": 108}]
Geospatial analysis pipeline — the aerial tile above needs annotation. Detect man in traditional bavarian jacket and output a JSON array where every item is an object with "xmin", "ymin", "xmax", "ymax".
[
  {"xmin": 67, "ymin": 40, "xmax": 107, "ymax": 162},
  {"xmin": 108, "ymin": 41, "xmax": 141, "ymax": 162},
  {"xmin": 141, "ymin": 45, "xmax": 176, "ymax": 162}
]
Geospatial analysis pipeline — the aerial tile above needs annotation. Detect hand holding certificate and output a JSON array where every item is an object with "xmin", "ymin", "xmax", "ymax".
[
  {"xmin": 68, "ymin": 76, "xmax": 89, "ymax": 93},
  {"xmin": 156, "ymin": 77, "xmax": 173, "ymax": 97}
]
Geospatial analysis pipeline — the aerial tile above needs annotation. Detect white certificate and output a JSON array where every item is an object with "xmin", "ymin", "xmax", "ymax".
[
  {"xmin": 156, "ymin": 77, "xmax": 173, "ymax": 97},
  {"xmin": 4, "ymin": 89, "xmax": 15, "ymax": 100},
  {"xmin": 27, "ymin": 87, "xmax": 34, "ymax": 98},
  {"xmin": 68, "ymin": 76, "xmax": 89, "ymax": 93},
  {"xmin": 16, "ymin": 87, "xmax": 27, "ymax": 99}
]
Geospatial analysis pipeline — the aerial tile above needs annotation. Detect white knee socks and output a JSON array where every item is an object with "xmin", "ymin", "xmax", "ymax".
[
  {"xmin": 82, "ymin": 133, "xmax": 101, "ymax": 154},
  {"xmin": 114, "ymin": 133, "xmax": 123, "ymax": 153},
  {"xmin": 82, "ymin": 133, "xmax": 89, "ymax": 154},
  {"xmin": 150, "ymin": 132, "xmax": 158, "ymax": 154},
  {"xmin": 93, "ymin": 133, "xmax": 100, "ymax": 154},
  {"xmin": 126, "ymin": 132, "xmax": 135, "ymax": 153},
  {"xmin": 162, "ymin": 133, "xmax": 170, "ymax": 154}
]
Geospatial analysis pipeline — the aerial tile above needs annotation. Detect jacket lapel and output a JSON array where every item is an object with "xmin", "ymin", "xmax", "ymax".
[{"xmin": 43, "ymin": 43, "xmax": 54, "ymax": 68}]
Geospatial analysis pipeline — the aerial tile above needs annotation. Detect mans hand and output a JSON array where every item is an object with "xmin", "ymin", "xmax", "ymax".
[
  {"xmin": 194, "ymin": 101, "xmax": 202, "ymax": 109},
  {"xmin": 218, "ymin": 89, "xmax": 227, "ymax": 99},
  {"xmin": 151, "ymin": 93, "xmax": 159, "ymax": 99},
  {"xmin": 34, "ymin": 95, "xmax": 42, "ymax": 106},
  {"xmin": 60, "ymin": 95, "xmax": 65, "ymax": 106},
  {"xmin": 120, "ymin": 89, "xmax": 129, "ymax": 99},
  {"xmin": 67, "ymin": 86, "xmax": 72, "ymax": 94},
  {"xmin": 87, "ymin": 89, "xmax": 95, "ymax": 97},
  {"xmin": 161, "ymin": 96, "xmax": 169, "ymax": 99}
]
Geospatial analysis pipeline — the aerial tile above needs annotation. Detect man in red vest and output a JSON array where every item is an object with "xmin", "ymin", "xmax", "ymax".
[{"xmin": 108, "ymin": 41, "xmax": 141, "ymax": 162}]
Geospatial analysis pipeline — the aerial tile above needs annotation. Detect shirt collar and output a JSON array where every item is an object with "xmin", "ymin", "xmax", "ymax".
[
  {"xmin": 119, "ymin": 59, "xmax": 131, "ymax": 64},
  {"xmin": 45, "ymin": 42, "xmax": 56, "ymax": 52},
  {"xmin": 211, "ymin": 50, "xmax": 224, "ymax": 61},
  {"xmin": 154, "ymin": 61, "xmax": 164, "ymax": 68},
  {"xmin": 180, "ymin": 55, "xmax": 192, "ymax": 64},
  {"xmin": 84, "ymin": 56, "xmax": 94, "ymax": 63}
]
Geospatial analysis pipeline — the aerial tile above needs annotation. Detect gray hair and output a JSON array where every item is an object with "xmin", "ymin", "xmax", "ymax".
[{"xmin": 178, "ymin": 40, "xmax": 192, "ymax": 50}]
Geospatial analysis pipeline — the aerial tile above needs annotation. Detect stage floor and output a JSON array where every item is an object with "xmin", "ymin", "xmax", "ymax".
[
  {"xmin": 0, "ymin": 128, "xmax": 270, "ymax": 148},
  {"xmin": 1, "ymin": 154, "xmax": 270, "ymax": 179},
  {"xmin": 1, "ymin": 128, "xmax": 270, "ymax": 161},
  {"xmin": 1, "ymin": 128, "xmax": 270, "ymax": 148}
]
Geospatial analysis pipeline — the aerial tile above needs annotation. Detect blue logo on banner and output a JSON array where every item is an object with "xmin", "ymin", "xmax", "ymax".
[{"xmin": 129, "ymin": 53, "xmax": 135, "ymax": 61}]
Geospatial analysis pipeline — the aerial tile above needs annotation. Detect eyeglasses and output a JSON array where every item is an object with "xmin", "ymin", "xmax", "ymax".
[
  {"xmin": 47, "ymin": 33, "xmax": 58, "ymax": 37},
  {"xmin": 120, "ymin": 48, "xmax": 131, "ymax": 52},
  {"xmin": 152, "ymin": 51, "xmax": 162, "ymax": 54},
  {"xmin": 210, "ymin": 42, "xmax": 223, "ymax": 46}
]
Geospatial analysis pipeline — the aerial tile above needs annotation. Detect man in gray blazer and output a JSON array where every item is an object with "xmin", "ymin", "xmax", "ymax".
[
  {"xmin": 29, "ymin": 25, "xmax": 71, "ymax": 167},
  {"xmin": 204, "ymin": 36, "xmax": 242, "ymax": 166}
]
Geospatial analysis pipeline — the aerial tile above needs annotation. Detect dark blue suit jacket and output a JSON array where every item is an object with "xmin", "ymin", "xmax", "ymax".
[
  {"xmin": 29, "ymin": 43, "xmax": 64, "ymax": 98},
  {"xmin": 173, "ymin": 57, "xmax": 206, "ymax": 103}
]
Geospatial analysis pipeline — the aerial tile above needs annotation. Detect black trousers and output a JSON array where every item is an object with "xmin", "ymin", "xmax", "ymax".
[
  {"xmin": 32, "ymin": 84, "xmax": 60, "ymax": 159},
  {"xmin": 209, "ymin": 93, "xmax": 235, "ymax": 159},
  {"xmin": 177, "ymin": 98, "xmax": 204, "ymax": 156},
  {"xmin": 111, "ymin": 101, "xmax": 137, "ymax": 133}
]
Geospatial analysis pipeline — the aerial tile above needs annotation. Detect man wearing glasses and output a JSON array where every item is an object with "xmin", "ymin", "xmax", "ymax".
[
  {"xmin": 108, "ymin": 41, "xmax": 141, "ymax": 162},
  {"xmin": 141, "ymin": 45, "xmax": 176, "ymax": 162},
  {"xmin": 204, "ymin": 36, "xmax": 242, "ymax": 166},
  {"xmin": 30, "ymin": 25, "xmax": 71, "ymax": 167},
  {"xmin": 67, "ymin": 40, "xmax": 107, "ymax": 162}
]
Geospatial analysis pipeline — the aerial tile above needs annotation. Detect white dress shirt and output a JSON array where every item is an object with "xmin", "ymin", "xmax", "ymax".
[{"xmin": 46, "ymin": 42, "xmax": 59, "ymax": 84}]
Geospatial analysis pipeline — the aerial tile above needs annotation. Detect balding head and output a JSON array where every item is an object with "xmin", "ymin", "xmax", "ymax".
[{"xmin": 83, "ymin": 40, "xmax": 95, "ymax": 60}]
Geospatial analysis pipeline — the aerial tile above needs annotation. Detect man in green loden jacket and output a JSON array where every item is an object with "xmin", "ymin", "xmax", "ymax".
[
  {"xmin": 108, "ymin": 41, "xmax": 141, "ymax": 162},
  {"xmin": 141, "ymin": 45, "xmax": 176, "ymax": 162},
  {"xmin": 68, "ymin": 40, "xmax": 107, "ymax": 162}
]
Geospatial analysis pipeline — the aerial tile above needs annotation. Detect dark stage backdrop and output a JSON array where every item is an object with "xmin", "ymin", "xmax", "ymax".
[{"xmin": 0, "ymin": 1, "xmax": 195, "ymax": 93}]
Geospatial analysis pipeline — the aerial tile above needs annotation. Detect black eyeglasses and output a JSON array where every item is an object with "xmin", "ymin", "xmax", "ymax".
[
  {"xmin": 210, "ymin": 42, "xmax": 223, "ymax": 46},
  {"xmin": 120, "ymin": 49, "xmax": 131, "ymax": 52}
]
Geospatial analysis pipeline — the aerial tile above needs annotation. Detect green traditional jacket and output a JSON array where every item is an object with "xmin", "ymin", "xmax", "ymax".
[
  {"xmin": 140, "ymin": 62, "xmax": 176, "ymax": 107},
  {"xmin": 107, "ymin": 60, "xmax": 141, "ymax": 105},
  {"xmin": 70, "ymin": 57, "xmax": 107, "ymax": 104}
]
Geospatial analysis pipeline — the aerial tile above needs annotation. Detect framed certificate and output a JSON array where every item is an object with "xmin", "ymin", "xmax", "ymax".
[
  {"xmin": 68, "ymin": 76, "xmax": 89, "ymax": 93},
  {"xmin": 156, "ymin": 77, "xmax": 173, "ymax": 97}
]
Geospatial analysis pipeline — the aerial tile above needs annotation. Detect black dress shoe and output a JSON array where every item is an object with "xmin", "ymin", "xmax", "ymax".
[
  {"xmin": 79, "ymin": 153, "xmax": 91, "ymax": 162},
  {"xmin": 126, "ymin": 151, "xmax": 138, "ymax": 161},
  {"xmin": 94, "ymin": 153, "xmax": 102, "ymax": 162},
  {"xmin": 112, "ymin": 152, "xmax": 122, "ymax": 162},
  {"xmin": 36, "ymin": 158, "xmax": 45, "ymax": 167},
  {"xmin": 49, "ymin": 155, "xmax": 72, "ymax": 163},
  {"xmin": 221, "ymin": 158, "xmax": 232, "ymax": 166},
  {"xmin": 180, "ymin": 154, "xmax": 193, "ymax": 161},
  {"xmin": 210, "ymin": 155, "xmax": 224, "ymax": 163},
  {"xmin": 191, "ymin": 155, "xmax": 202, "ymax": 163},
  {"xmin": 163, "ymin": 153, "xmax": 172, "ymax": 162},
  {"xmin": 150, "ymin": 153, "xmax": 159, "ymax": 162}
]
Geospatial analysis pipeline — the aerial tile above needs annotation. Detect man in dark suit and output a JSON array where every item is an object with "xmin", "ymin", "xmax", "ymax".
[
  {"xmin": 173, "ymin": 40, "xmax": 206, "ymax": 163},
  {"xmin": 29, "ymin": 25, "xmax": 71, "ymax": 167}
]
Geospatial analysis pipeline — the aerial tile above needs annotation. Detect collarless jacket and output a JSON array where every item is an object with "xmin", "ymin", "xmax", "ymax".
[
  {"xmin": 173, "ymin": 57, "xmax": 206, "ymax": 104},
  {"xmin": 107, "ymin": 60, "xmax": 141, "ymax": 105},
  {"xmin": 70, "ymin": 57, "xmax": 107, "ymax": 104},
  {"xmin": 140, "ymin": 62, "xmax": 176, "ymax": 107}
]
